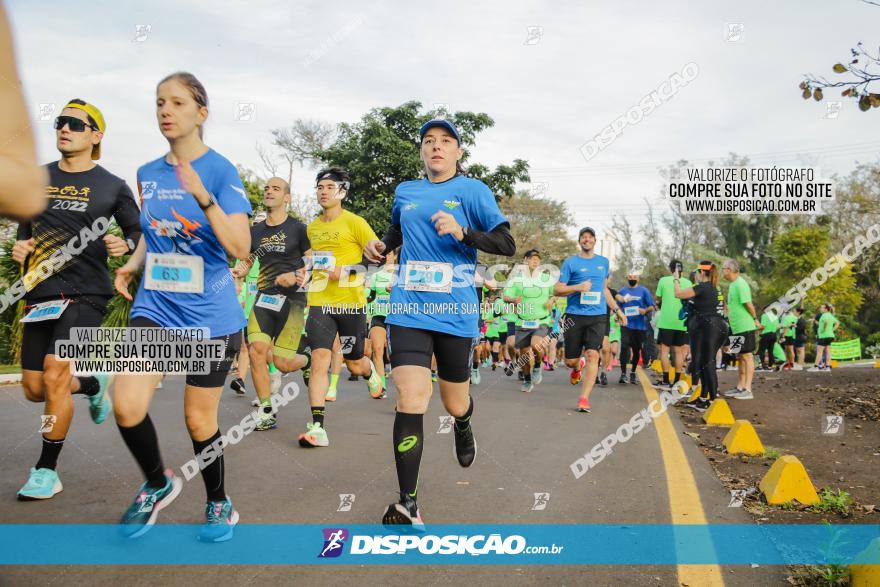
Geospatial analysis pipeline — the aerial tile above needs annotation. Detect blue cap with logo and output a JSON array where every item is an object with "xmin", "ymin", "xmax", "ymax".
[{"xmin": 419, "ymin": 119, "xmax": 461, "ymax": 143}]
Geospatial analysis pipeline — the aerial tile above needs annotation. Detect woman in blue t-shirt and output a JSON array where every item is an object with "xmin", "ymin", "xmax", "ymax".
[
  {"xmin": 112, "ymin": 72, "xmax": 252, "ymax": 542},
  {"xmin": 364, "ymin": 119, "xmax": 516, "ymax": 528}
]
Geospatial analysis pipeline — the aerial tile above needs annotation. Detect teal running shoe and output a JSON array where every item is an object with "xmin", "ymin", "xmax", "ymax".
[
  {"xmin": 17, "ymin": 467, "xmax": 62, "ymax": 500},
  {"xmin": 470, "ymin": 368, "xmax": 480, "ymax": 385},
  {"xmin": 88, "ymin": 373, "xmax": 114, "ymax": 424},
  {"xmin": 120, "ymin": 469, "xmax": 182, "ymax": 538},
  {"xmin": 532, "ymin": 367, "xmax": 543, "ymax": 385},
  {"xmin": 199, "ymin": 498, "xmax": 240, "ymax": 542},
  {"xmin": 367, "ymin": 359, "xmax": 384, "ymax": 399}
]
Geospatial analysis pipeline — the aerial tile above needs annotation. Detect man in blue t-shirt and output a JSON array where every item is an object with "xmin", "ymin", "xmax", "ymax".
[
  {"xmin": 554, "ymin": 226, "xmax": 627, "ymax": 413},
  {"xmin": 616, "ymin": 272, "xmax": 654, "ymax": 385}
]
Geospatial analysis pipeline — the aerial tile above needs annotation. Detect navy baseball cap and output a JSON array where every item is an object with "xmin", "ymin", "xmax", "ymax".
[
  {"xmin": 419, "ymin": 119, "xmax": 461, "ymax": 143},
  {"xmin": 579, "ymin": 226, "xmax": 596, "ymax": 238}
]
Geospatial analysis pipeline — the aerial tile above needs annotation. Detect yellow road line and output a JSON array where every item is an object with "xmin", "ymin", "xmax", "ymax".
[{"xmin": 637, "ymin": 368, "xmax": 726, "ymax": 587}]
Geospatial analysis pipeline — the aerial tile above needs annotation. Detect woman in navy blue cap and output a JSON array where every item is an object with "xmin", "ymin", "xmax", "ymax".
[{"xmin": 364, "ymin": 119, "xmax": 516, "ymax": 528}]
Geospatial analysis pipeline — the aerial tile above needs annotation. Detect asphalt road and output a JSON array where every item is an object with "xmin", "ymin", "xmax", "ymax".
[{"xmin": 0, "ymin": 364, "xmax": 788, "ymax": 586}]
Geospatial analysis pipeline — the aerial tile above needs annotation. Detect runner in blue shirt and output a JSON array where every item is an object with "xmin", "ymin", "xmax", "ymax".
[
  {"xmin": 617, "ymin": 273, "xmax": 654, "ymax": 385},
  {"xmin": 553, "ymin": 227, "xmax": 627, "ymax": 413},
  {"xmin": 112, "ymin": 72, "xmax": 251, "ymax": 542},
  {"xmin": 364, "ymin": 119, "xmax": 515, "ymax": 528}
]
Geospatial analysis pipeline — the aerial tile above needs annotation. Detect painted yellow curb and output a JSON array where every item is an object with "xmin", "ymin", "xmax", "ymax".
[
  {"xmin": 702, "ymin": 399, "xmax": 736, "ymax": 427},
  {"xmin": 850, "ymin": 538, "xmax": 880, "ymax": 586},
  {"xmin": 722, "ymin": 420, "xmax": 764, "ymax": 456},
  {"xmin": 758, "ymin": 455, "xmax": 820, "ymax": 505}
]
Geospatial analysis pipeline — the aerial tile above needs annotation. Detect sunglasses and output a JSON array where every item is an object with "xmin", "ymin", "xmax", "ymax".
[{"xmin": 54, "ymin": 116, "xmax": 97, "ymax": 132}]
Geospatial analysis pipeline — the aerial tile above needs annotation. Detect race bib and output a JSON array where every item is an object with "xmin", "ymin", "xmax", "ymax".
[
  {"xmin": 21, "ymin": 299, "xmax": 70, "ymax": 323},
  {"xmin": 144, "ymin": 253, "xmax": 204, "ymax": 294},
  {"xmin": 727, "ymin": 335, "xmax": 745, "ymax": 354},
  {"xmin": 255, "ymin": 293, "xmax": 285, "ymax": 312},
  {"xmin": 247, "ymin": 282, "xmax": 258, "ymax": 295},
  {"xmin": 404, "ymin": 261, "xmax": 452, "ymax": 293},
  {"xmin": 580, "ymin": 291, "xmax": 601, "ymax": 305},
  {"xmin": 522, "ymin": 319, "xmax": 540, "ymax": 329},
  {"xmin": 624, "ymin": 306, "xmax": 640, "ymax": 317},
  {"xmin": 312, "ymin": 251, "xmax": 336, "ymax": 272},
  {"xmin": 376, "ymin": 293, "xmax": 390, "ymax": 308}
]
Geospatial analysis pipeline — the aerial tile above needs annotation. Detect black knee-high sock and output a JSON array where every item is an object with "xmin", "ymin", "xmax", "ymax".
[
  {"xmin": 192, "ymin": 430, "xmax": 225, "ymax": 502},
  {"xmin": 491, "ymin": 351, "xmax": 499, "ymax": 363},
  {"xmin": 118, "ymin": 415, "xmax": 166, "ymax": 488},
  {"xmin": 35, "ymin": 436, "xmax": 64, "ymax": 470},
  {"xmin": 393, "ymin": 412, "xmax": 423, "ymax": 498},
  {"xmin": 75, "ymin": 376, "xmax": 100, "ymax": 396},
  {"xmin": 454, "ymin": 397, "xmax": 474, "ymax": 432}
]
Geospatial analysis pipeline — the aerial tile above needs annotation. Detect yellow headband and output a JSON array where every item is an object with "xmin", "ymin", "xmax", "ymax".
[{"xmin": 63, "ymin": 102, "xmax": 105, "ymax": 133}]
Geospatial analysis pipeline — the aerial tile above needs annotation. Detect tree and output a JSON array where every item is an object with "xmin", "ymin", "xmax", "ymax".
[
  {"xmin": 308, "ymin": 101, "xmax": 530, "ymax": 235},
  {"xmin": 257, "ymin": 119, "xmax": 335, "ymax": 186},
  {"xmin": 800, "ymin": 40, "xmax": 880, "ymax": 112},
  {"xmin": 480, "ymin": 190, "xmax": 577, "ymax": 273}
]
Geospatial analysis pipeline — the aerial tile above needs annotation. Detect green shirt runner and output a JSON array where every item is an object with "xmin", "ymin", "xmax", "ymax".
[
  {"xmin": 781, "ymin": 313, "xmax": 797, "ymax": 338},
  {"xmin": 727, "ymin": 275, "xmax": 756, "ymax": 335},
  {"xmin": 760, "ymin": 312, "xmax": 779, "ymax": 336},
  {"xmin": 504, "ymin": 271, "xmax": 555, "ymax": 327},
  {"xmin": 655, "ymin": 274, "xmax": 692, "ymax": 331},
  {"xmin": 817, "ymin": 312, "xmax": 839, "ymax": 340}
]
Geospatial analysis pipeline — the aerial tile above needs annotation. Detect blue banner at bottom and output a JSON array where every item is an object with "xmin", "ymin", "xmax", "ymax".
[{"xmin": 0, "ymin": 524, "xmax": 877, "ymax": 565}]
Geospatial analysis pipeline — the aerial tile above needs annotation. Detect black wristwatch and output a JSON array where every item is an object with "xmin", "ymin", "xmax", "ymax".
[{"xmin": 198, "ymin": 193, "xmax": 218, "ymax": 211}]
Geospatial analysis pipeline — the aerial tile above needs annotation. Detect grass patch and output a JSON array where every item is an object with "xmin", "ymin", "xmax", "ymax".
[
  {"xmin": 0, "ymin": 364, "xmax": 20, "ymax": 375},
  {"xmin": 763, "ymin": 446, "xmax": 782, "ymax": 460},
  {"xmin": 810, "ymin": 489, "xmax": 854, "ymax": 517},
  {"xmin": 790, "ymin": 564, "xmax": 849, "ymax": 586}
]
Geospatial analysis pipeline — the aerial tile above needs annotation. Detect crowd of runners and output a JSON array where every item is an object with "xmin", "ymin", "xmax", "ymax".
[{"xmin": 7, "ymin": 71, "xmax": 850, "ymax": 542}]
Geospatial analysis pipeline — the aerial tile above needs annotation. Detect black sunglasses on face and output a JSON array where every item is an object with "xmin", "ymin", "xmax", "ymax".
[{"xmin": 54, "ymin": 115, "xmax": 97, "ymax": 132}]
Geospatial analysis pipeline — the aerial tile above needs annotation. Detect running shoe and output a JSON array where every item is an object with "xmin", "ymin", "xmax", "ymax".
[
  {"xmin": 453, "ymin": 422, "xmax": 477, "ymax": 467},
  {"xmin": 532, "ymin": 367, "xmax": 543, "ymax": 385},
  {"xmin": 628, "ymin": 372, "xmax": 637, "ymax": 385},
  {"xmin": 687, "ymin": 398, "xmax": 711, "ymax": 412},
  {"xmin": 491, "ymin": 362, "xmax": 498, "ymax": 372},
  {"xmin": 302, "ymin": 367, "xmax": 311, "ymax": 388},
  {"xmin": 542, "ymin": 359, "xmax": 551, "ymax": 371},
  {"xmin": 820, "ymin": 366, "xmax": 832, "ymax": 372},
  {"xmin": 298, "ymin": 422, "xmax": 329, "ymax": 447},
  {"xmin": 723, "ymin": 388, "xmax": 744, "ymax": 397},
  {"xmin": 470, "ymin": 368, "xmax": 481, "ymax": 385},
  {"xmin": 727, "ymin": 389, "xmax": 754, "ymax": 400},
  {"xmin": 255, "ymin": 408, "xmax": 277, "ymax": 431},
  {"xmin": 521, "ymin": 380, "xmax": 534, "ymax": 393},
  {"xmin": 120, "ymin": 469, "xmax": 182, "ymax": 538},
  {"xmin": 619, "ymin": 373, "xmax": 628, "ymax": 384},
  {"xmin": 792, "ymin": 364, "xmax": 804, "ymax": 371},
  {"xmin": 431, "ymin": 371, "xmax": 438, "ymax": 383},
  {"xmin": 599, "ymin": 372, "xmax": 608, "ymax": 386},
  {"xmin": 382, "ymin": 493, "xmax": 425, "ymax": 531},
  {"xmin": 325, "ymin": 386, "xmax": 337, "ymax": 402},
  {"xmin": 88, "ymin": 373, "xmax": 114, "ymax": 424},
  {"xmin": 17, "ymin": 467, "xmax": 62, "ymax": 500},
  {"xmin": 269, "ymin": 371, "xmax": 282, "ymax": 396},
  {"xmin": 807, "ymin": 365, "xmax": 822, "ymax": 372},
  {"xmin": 504, "ymin": 363, "xmax": 514, "ymax": 376},
  {"xmin": 570, "ymin": 357, "xmax": 585, "ymax": 385},
  {"xmin": 198, "ymin": 498, "xmax": 240, "ymax": 543},
  {"xmin": 229, "ymin": 377, "xmax": 246, "ymax": 395},
  {"xmin": 367, "ymin": 360, "xmax": 384, "ymax": 398},
  {"xmin": 577, "ymin": 396, "xmax": 591, "ymax": 413}
]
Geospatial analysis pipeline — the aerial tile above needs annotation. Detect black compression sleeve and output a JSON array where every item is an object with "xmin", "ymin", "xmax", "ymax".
[
  {"xmin": 461, "ymin": 223, "xmax": 515, "ymax": 256},
  {"xmin": 114, "ymin": 182, "xmax": 143, "ymax": 251},
  {"xmin": 381, "ymin": 223, "xmax": 403, "ymax": 252}
]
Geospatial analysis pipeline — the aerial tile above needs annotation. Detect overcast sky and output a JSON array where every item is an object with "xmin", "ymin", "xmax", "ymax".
[{"xmin": 7, "ymin": 0, "xmax": 880, "ymax": 243}]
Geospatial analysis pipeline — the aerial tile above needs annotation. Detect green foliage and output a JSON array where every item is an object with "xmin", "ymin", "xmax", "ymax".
[
  {"xmin": 810, "ymin": 488, "xmax": 854, "ymax": 517},
  {"xmin": 763, "ymin": 446, "xmax": 782, "ymax": 459},
  {"xmin": 313, "ymin": 101, "xmax": 530, "ymax": 236},
  {"xmin": 791, "ymin": 564, "xmax": 850, "ymax": 586}
]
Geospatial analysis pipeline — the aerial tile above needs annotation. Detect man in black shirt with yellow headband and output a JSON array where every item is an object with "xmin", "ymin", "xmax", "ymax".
[{"xmin": 11, "ymin": 99, "xmax": 141, "ymax": 500}]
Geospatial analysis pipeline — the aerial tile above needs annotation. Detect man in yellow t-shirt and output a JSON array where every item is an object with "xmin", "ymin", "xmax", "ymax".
[{"xmin": 298, "ymin": 167, "xmax": 384, "ymax": 448}]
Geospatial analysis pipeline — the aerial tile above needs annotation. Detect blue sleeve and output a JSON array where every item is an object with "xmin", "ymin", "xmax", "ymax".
[
  {"xmin": 465, "ymin": 181, "xmax": 507, "ymax": 232},
  {"xmin": 391, "ymin": 186, "xmax": 402, "ymax": 226},
  {"xmin": 214, "ymin": 159, "xmax": 252, "ymax": 217},
  {"xmin": 643, "ymin": 289, "xmax": 655, "ymax": 307},
  {"xmin": 559, "ymin": 259, "xmax": 572, "ymax": 284}
]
